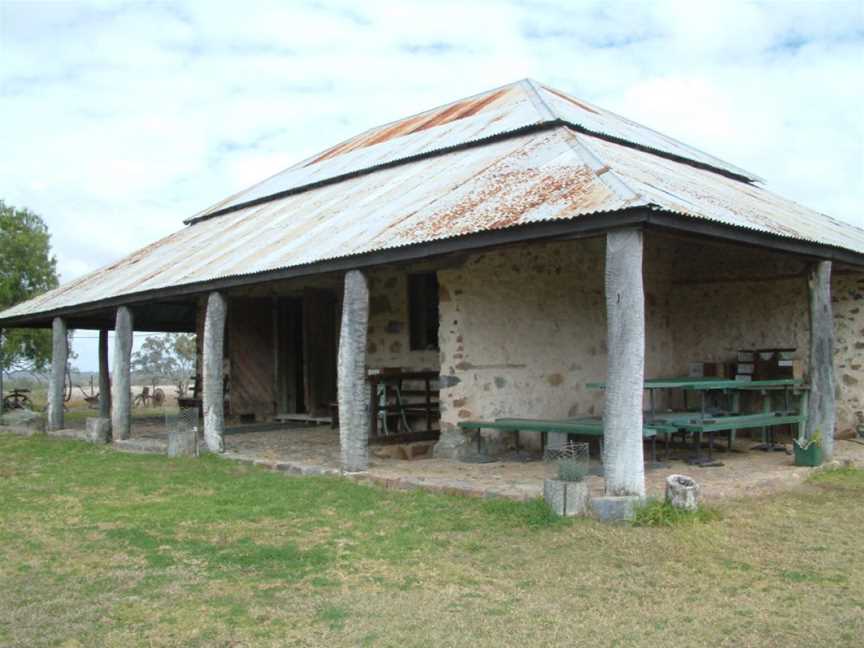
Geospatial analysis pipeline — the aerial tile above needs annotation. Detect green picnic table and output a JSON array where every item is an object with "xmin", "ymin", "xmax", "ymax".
[
  {"xmin": 458, "ymin": 417, "xmax": 672, "ymax": 462},
  {"xmin": 587, "ymin": 377, "xmax": 809, "ymax": 462}
]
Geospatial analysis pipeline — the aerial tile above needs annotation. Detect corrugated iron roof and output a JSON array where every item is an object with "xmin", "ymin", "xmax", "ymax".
[
  {"xmin": 189, "ymin": 79, "xmax": 761, "ymax": 221},
  {"xmin": 577, "ymin": 132, "xmax": 864, "ymax": 253},
  {"xmin": 2, "ymin": 80, "xmax": 862, "ymax": 324}
]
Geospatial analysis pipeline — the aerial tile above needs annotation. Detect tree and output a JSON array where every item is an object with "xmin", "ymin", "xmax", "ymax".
[
  {"xmin": 0, "ymin": 201, "xmax": 59, "ymax": 374},
  {"xmin": 131, "ymin": 333, "xmax": 196, "ymax": 394}
]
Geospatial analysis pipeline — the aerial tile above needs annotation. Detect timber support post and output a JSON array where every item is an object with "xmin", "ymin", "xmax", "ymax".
[
  {"xmin": 602, "ymin": 229, "xmax": 646, "ymax": 497},
  {"xmin": 0, "ymin": 328, "xmax": 4, "ymax": 417},
  {"xmin": 203, "ymin": 291, "xmax": 227, "ymax": 453},
  {"xmin": 806, "ymin": 260, "xmax": 836, "ymax": 460},
  {"xmin": 338, "ymin": 270, "xmax": 370, "ymax": 473},
  {"xmin": 98, "ymin": 328, "xmax": 111, "ymax": 422},
  {"xmin": 47, "ymin": 317, "xmax": 67, "ymax": 431},
  {"xmin": 111, "ymin": 307, "xmax": 133, "ymax": 440}
]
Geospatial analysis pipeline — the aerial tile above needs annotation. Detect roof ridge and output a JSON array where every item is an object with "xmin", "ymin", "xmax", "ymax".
[
  {"xmin": 559, "ymin": 128, "xmax": 642, "ymax": 205},
  {"xmin": 535, "ymin": 82, "xmax": 764, "ymax": 185},
  {"xmin": 520, "ymin": 78, "xmax": 557, "ymax": 122}
]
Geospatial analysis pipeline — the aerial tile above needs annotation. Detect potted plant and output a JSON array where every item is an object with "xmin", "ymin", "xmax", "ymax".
[{"xmin": 793, "ymin": 428, "xmax": 823, "ymax": 467}]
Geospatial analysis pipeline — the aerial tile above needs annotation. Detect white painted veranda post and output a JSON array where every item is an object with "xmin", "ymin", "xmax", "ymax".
[
  {"xmin": 806, "ymin": 260, "xmax": 836, "ymax": 460},
  {"xmin": 47, "ymin": 317, "xmax": 68, "ymax": 431},
  {"xmin": 98, "ymin": 328, "xmax": 111, "ymax": 420},
  {"xmin": 203, "ymin": 291, "xmax": 227, "ymax": 453},
  {"xmin": 111, "ymin": 307, "xmax": 134, "ymax": 440},
  {"xmin": 338, "ymin": 270, "xmax": 371, "ymax": 473},
  {"xmin": 602, "ymin": 229, "xmax": 646, "ymax": 496}
]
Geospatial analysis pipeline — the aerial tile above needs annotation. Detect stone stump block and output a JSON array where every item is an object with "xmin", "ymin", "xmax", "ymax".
[
  {"xmin": 591, "ymin": 495, "xmax": 644, "ymax": 522},
  {"xmin": 665, "ymin": 474, "xmax": 700, "ymax": 511},
  {"xmin": 544, "ymin": 479, "xmax": 591, "ymax": 517},
  {"xmin": 168, "ymin": 425, "xmax": 198, "ymax": 457},
  {"xmin": 1, "ymin": 410, "xmax": 46, "ymax": 436},
  {"xmin": 85, "ymin": 417, "xmax": 111, "ymax": 444}
]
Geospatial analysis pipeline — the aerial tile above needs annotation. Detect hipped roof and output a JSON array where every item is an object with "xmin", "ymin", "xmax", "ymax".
[{"xmin": 2, "ymin": 79, "xmax": 863, "ymax": 326}]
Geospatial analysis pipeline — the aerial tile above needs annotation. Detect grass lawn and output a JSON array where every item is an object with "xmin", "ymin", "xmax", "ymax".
[{"xmin": 1, "ymin": 434, "xmax": 862, "ymax": 647}]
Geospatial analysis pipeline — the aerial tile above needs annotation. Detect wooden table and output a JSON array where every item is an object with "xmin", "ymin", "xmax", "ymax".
[{"xmin": 368, "ymin": 369, "xmax": 439, "ymax": 438}]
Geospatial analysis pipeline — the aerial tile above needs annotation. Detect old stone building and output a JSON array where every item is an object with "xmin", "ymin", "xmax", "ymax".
[{"xmin": 2, "ymin": 80, "xmax": 862, "ymax": 497}]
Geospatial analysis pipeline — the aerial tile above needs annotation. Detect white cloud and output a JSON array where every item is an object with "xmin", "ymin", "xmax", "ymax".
[{"xmin": 1, "ymin": 0, "xmax": 863, "ymax": 368}]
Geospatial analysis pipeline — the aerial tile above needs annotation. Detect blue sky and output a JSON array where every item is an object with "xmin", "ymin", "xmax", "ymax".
[{"xmin": 1, "ymin": 0, "xmax": 863, "ymax": 370}]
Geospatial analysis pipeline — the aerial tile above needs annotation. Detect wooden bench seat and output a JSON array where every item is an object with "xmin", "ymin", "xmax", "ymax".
[{"xmin": 458, "ymin": 417, "xmax": 662, "ymax": 461}]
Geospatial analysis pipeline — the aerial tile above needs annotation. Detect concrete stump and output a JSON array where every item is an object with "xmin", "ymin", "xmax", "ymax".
[
  {"xmin": 546, "ymin": 431, "xmax": 567, "ymax": 452},
  {"xmin": 591, "ymin": 495, "xmax": 644, "ymax": 522},
  {"xmin": 665, "ymin": 474, "xmax": 700, "ymax": 511},
  {"xmin": 168, "ymin": 426, "xmax": 198, "ymax": 457},
  {"xmin": 1, "ymin": 410, "xmax": 46, "ymax": 436},
  {"xmin": 85, "ymin": 417, "xmax": 111, "ymax": 444},
  {"xmin": 544, "ymin": 479, "xmax": 591, "ymax": 517}
]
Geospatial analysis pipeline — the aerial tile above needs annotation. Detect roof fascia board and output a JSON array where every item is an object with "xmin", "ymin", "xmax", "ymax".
[
  {"xmin": 5, "ymin": 208, "xmax": 863, "ymax": 330},
  {"xmin": 0, "ymin": 209, "xmax": 652, "ymax": 328},
  {"xmin": 645, "ymin": 210, "xmax": 864, "ymax": 268}
]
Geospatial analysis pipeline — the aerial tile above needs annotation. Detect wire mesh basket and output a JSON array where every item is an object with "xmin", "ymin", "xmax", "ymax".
[{"xmin": 544, "ymin": 441, "xmax": 590, "ymax": 482}]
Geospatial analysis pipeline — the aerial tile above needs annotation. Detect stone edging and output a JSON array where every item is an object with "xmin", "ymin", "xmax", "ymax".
[{"xmin": 220, "ymin": 452, "xmax": 534, "ymax": 501}]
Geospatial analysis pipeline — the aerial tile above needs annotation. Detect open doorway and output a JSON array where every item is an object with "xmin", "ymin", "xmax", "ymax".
[{"xmin": 274, "ymin": 289, "xmax": 339, "ymax": 418}]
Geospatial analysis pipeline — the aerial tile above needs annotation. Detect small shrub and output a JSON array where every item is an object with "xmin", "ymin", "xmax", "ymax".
[
  {"xmin": 557, "ymin": 457, "xmax": 588, "ymax": 482},
  {"xmin": 632, "ymin": 499, "xmax": 720, "ymax": 527}
]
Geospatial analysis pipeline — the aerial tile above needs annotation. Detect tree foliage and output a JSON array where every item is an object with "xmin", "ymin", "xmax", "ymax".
[
  {"xmin": 0, "ymin": 201, "xmax": 59, "ymax": 373},
  {"xmin": 131, "ymin": 333, "xmax": 196, "ymax": 391}
]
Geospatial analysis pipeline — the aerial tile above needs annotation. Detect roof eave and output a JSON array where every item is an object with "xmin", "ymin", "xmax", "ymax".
[{"xmin": 3, "ymin": 207, "xmax": 863, "ymax": 330}]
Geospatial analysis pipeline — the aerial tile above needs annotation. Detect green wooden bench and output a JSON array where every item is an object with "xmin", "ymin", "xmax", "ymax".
[
  {"xmin": 458, "ymin": 417, "xmax": 665, "ymax": 462},
  {"xmin": 459, "ymin": 410, "xmax": 807, "ymax": 465},
  {"xmin": 651, "ymin": 411, "xmax": 807, "ymax": 461}
]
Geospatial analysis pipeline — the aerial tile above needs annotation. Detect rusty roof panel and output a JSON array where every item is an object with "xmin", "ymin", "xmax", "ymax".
[
  {"xmin": 0, "ymin": 129, "xmax": 636, "ymax": 320},
  {"xmin": 577, "ymin": 132, "xmax": 864, "ymax": 254},
  {"xmin": 191, "ymin": 83, "xmax": 543, "ymax": 219},
  {"xmin": 192, "ymin": 79, "xmax": 761, "ymax": 220}
]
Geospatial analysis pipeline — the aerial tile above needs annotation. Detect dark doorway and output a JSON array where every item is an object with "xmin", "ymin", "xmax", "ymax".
[
  {"xmin": 274, "ymin": 290, "xmax": 338, "ymax": 418},
  {"xmin": 275, "ymin": 297, "xmax": 305, "ymax": 415},
  {"xmin": 302, "ymin": 288, "xmax": 339, "ymax": 417}
]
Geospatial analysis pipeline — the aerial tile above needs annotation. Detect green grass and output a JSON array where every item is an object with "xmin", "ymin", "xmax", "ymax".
[
  {"xmin": 633, "ymin": 499, "xmax": 721, "ymax": 527},
  {"xmin": 1, "ymin": 433, "xmax": 863, "ymax": 647}
]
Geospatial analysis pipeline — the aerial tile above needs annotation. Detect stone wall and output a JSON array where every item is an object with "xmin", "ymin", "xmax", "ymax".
[
  {"xmin": 434, "ymin": 237, "xmax": 677, "ymax": 456},
  {"xmin": 833, "ymin": 271, "xmax": 864, "ymax": 435},
  {"xmin": 433, "ymin": 234, "xmax": 864, "ymax": 457},
  {"xmin": 365, "ymin": 267, "xmax": 440, "ymax": 371}
]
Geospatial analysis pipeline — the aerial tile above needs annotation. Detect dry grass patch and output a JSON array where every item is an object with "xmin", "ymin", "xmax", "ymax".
[{"xmin": 1, "ymin": 433, "xmax": 862, "ymax": 647}]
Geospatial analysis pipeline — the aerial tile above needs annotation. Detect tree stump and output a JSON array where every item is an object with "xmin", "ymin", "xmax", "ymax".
[{"xmin": 665, "ymin": 474, "xmax": 700, "ymax": 511}]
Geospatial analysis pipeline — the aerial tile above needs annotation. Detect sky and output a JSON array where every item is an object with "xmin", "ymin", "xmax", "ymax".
[{"xmin": 1, "ymin": 0, "xmax": 863, "ymax": 370}]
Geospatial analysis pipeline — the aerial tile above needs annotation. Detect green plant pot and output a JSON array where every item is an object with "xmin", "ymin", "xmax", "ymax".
[{"xmin": 793, "ymin": 441, "xmax": 823, "ymax": 467}]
